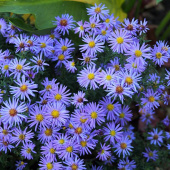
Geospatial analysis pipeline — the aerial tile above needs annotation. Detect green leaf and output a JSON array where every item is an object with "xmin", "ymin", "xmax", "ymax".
[
  {"xmin": 0, "ymin": 0, "xmax": 90, "ymax": 30},
  {"xmin": 156, "ymin": 0, "xmax": 162, "ymax": 4},
  {"xmin": 121, "ymin": 0, "xmax": 136, "ymax": 13}
]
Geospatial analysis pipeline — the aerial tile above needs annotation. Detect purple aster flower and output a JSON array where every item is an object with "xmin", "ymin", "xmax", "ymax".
[
  {"xmin": 0, "ymin": 138, "xmax": 14, "ymax": 153},
  {"xmin": 41, "ymin": 142, "xmax": 57, "ymax": 161},
  {"xmin": 151, "ymin": 44, "xmax": 168, "ymax": 67},
  {"xmin": 39, "ymin": 77, "xmax": 57, "ymax": 98},
  {"xmin": 97, "ymin": 26, "xmax": 111, "ymax": 42},
  {"xmin": 99, "ymin": 97, "xmax": 121, "ymax": 120},
  {"xmin": 106, "ymin": 78, "xmax": 134, "ymax": 103},
  {"xmin": 118, "ymin": 157, "xmax": 136, "ymax": 169},
  {"xmin": 9, "ymin": 34, "xmax": 28, "ymax": 52},
  {"xmin": 46, "ymin": 101, "xmax": 69, "ymax": 127},
  {"xmin": 142, "ymin": 147, "xmax": 158, "ymax": 162},
  {"xmin": 162, "ymin": 115, "xmax": 170, "ymax": 126},
  {"xmin": 108, "ymin": 29, "xmax": 132, "ymax": 53},
  {"xmin": 79, "ymin": 53, "xmax": 97, "ymax": 66},
  {"xmin": 55, "ymin": 38, "xmax": 75, "ymax": 55},
  {"xmin": 120, "ymin": 68, "xmax": 141, "ymax": 92},
  {"xmin": 87, "ymin": 3, "xmax": 109, "ymax": 20},
  {"xmin": 10, "ymin": 75, "xmax": 38, "ymax": 101},
  {"xmin": 165, "ymin": 69, "xmax": 170, "ymax": 86},
  {"xmin": 28, "ymin": 104, "xmax": 49, "ymax": 131},
  {"xmin": 138, "ymin": 18, "xmax": 149, "ymax": 35},
  {"xmin": 84, "ymin": 17, "xmax": 101, "ymax": 35},
  {"xmin": 79, "ymin": 34, "xmax": 104, "ymax": 55},
  {"xmin": 0, "ymin": 18, "xmax": 7, "ymax": 35},
  {"xmin": 54, "ymin": 14, "xmax": 75, "ymax": 35},
  {"xmin": 163, "ymin": 91, "xmax": 170, "ymax": 105},
  {"xmin": 141, "ymin": 88, "xmax": 160, "ymax": 110},
  {"xmin": 0, "ymin": 123, "xmax": 13, "ymax": 141},
  {"xmin": 64, "ymin": 60, "xmax": 77, "ymax": 73},
  {"xmin": 103, "ymin": 122, "xmax": 123, "ymax": 144},
  {"xmin": 39, "ymin": 156, "xmax": 63, "ymax": 170},
  {"xmin": 97, "ymin": 68, "xmax": 115, "ymax": 89},
  {"xmin": 38, "ymin": 126, "xmax": 59, "ymax": 143},
  {"xmin": 74, "ymin": 20, "xmax": 85, "ymax": 37},
  {"xmin": 9, "ymin": 58, "xmax": 31, "ymax": 79},
  {"xmin": 64, "ymin": 156, "xmax": 86, "ymax": 170},
  {"xmin": 96, "ymin": 143, "xmax": 111, "ymax": 161},
  {"xmin": 140, "ymin": 109, "xmax": 155, "ymax": 125},
  {"xmin": 114, "ymin": 135, "xmax": 133, "ymax": 158},
  {"xmin": 115, "ymin": 105, "xmax": 132, "ymax": 126},
  {"xmin": 11, "ymin": 127, "xmax": 34, "ymax": 146},
  {"xmin": 77, "ymin": 65, "xmax": 101, "ymax": 90},
  {"xmin": 48, "ymin": 83, "xmax": 71, "ymax": 105},
  {"xmin": 21, "ymin": 142, "xmax": 36, "ymax": 160},
  {"xmin": 126, "ymin": 42, "xmax": 151, "ymax": 65},
  {"xmin": 26, "ymin": 35, "xmax": 39, "ymax": 54},
  {"xmin": 54, "ymin": 134, "xmax": 69, "ymax": 150},
  {"xmin": 85, "ymin": 102, "xmax": 105, "ymax": 128},
  {"xmin": 15, "ymin": 160, "xmax": 27, "ymax": 170},
  {"xmin": 57, "ymin": 140, "xmax": 80, "ymax": 160},
  {"xmin": 30, "ymin": 53, "xmax": 49, "ymax": 72},
  {"xmin": 0, "ymin": 97, "xmax": 27, "ymax": 125},
  {"xmin": 147, "ymin": 128, "xmax": 164, "ymax": 146},
  {"xmin": 37, "ymin": 35, "xmax": 54, "ymax": 57},
  {"xmin": 102, "ymin": 14, "xmax": 115, "ymax": 28},
  {"xmin": 25, "ymin": 69, "xmax": 37, "ymax": 81},
  {"xmin": 125, "ymin": 61, "xmax": 146, "ymax": 73},
  {"xmin": 71, "ymin": 91, "xmax": 88, "ymax": 108},
  {"xmin": 107, "ymin": 57, "xmax": 122, "ymax": 72}
]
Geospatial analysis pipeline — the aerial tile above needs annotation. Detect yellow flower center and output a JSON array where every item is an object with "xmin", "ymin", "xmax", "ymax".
[
  {"xmin": 114, "ymin": 64, "xmax": 120, "ymax": 71},
  {"xmin": 20, "ymin": 161, "xmax": 24, "ymax": 165},
  {"xmin": 80, "ymin": 117, "xmax": 87, "ymax": 123},
  {"xmin": 116, "ymin": 37, "xmax": 124, "ymax": 44},
  {"xmin": 88, "ymin": 73, "xmax": 95, "ymax": 80},
  {"xmin": 19, "ymin": 134, "xmax": 25, "ymax": 140},
  {"xmin": 50, "ymin": 34, "xmax": 55, "ymax": 39},
  {"xmin": 51, "ymin": 110, "xmax": 60, "ymax": 118},
  {"xmin": 75, "ymin": 127, "xmax": 82, "ymax": 134},
  {"xmin": 156, "ymin": 52, "xmax": 162, "ymax": 59},
  {"xmin": 91, "ymin": 111, "xmax": 98, "ymax": 119},
  {"xmin": 16, "ymin": 64, "xmax": 23, "ymax": 70},
  {"xmin": 120, "ymin": 143, "xmax": 127, "ymax": 149},
  {"xmin": 88, "ymin": 41, "xmax": 95, "ymax": 48},
  {"xmin": 148, "ymin": 96, "xmax": 155, "ymax": 102},
  {"xmin": 55, "ymin": 94, "xmax": 62, "ymax": 101},
  {"xmin": 125, "ymin": 77, "xmax": 133, "ymax": 85},
  {"xmin": 135, "ymin": 50, "xmax": 142, "ymax": 57},
  {"xmin": 44, "ymin": 128, "xmax": 52, "ymax": 136},
  {"xmin": 110, "ymin": 130, "xmax": 116, "ymax": 136},
  {"xmin": 162, "ymin": 46, "xmax": 168, "ymax": 51},
  {"xmin": 85, "ymin": 57, "xmax": 90, "ymax": 63},
  {"xmin": 105, "ymin": 18, "xmax": 110, "ymax": 23},
  {"xmin": 107, "ymin": 104, "xmax": 114, "ymax": 111},
  {"xmin": 58, "ymin": 54, "xmax": 65, "ymax": 61},
  {"xmin": 2, "ymin": 130, "xmax": 8, "ymax": 135},
  {"xmin": 153, "ymin": 134, "xmax": 158, "ymax": 140},
  {"xmin": 46, "ymin": 163, "xmax": 53, "ymax": 170},
  {"xmin": 80, "ymin": 26, "xmax": 84, "ymax": 30},
  {"xmin": 20, "ymin": 84, "xmax": 28, "ymax": 92},
  {"xmin": 101, "ymin": 30, "xmax": 106, "ymax": 35},
  {"xmin": 60, "ymin": 19, "xmax": 67, "ymax": 26},
  {"xmin": 80, "ymin": 141, "xmax": 87, "ymax": 147},
  {"xmin": 91, "ymin": 23, "xmax": 96, "ymax": 28},
  {"xmin": 37, "ymin": 60, "xmax": 43, "ymax": 66},
  {"xmin": 132, "ymin": 63, "xmax": 137, "ymax": 68},
  {"xmin": 61, "ymin": 45, "xmax": 67, "ymax": 51},
  {"xmin": 50, "ymin": 148, "xmax": 55, "ymax": 154},
  {"xmin": 116, "ymin": 86, "xmax": 123, "ymax": 93},
  {"xmin": 36, "ymin": 114, "xmax": 44, "ymax": 122},
  {"xmin": 9, "ymin": 109, "xmax": 17, "ymax": 117},
  {"xmin": 4, "ymin": 65, "xmax": 9, "ymax": 70},
  {"xmin": 119, "ymin": 113, "xmax": 125, "ymax": 118},
  {"xmin": 95, "ymin": 7, "xmax": 101, "ymax": 13},
  {"xmin": 41, "ymin": 43, "xmax": 46, "ymax": 48},
  {"xmin": 59, "ymin": 139, "xmax": 65, "ymax": 144},
  {"xmin": 149, "ymin": 152, "xmax": 153, "ymax": 157},
  {"xmin": 66, "ymin": 146, "xmax": 73, "ymax": 152},
  {"xmin": 26, "ymin": 148, "xmax": 31, "ymax": 153},
  {"xmin": 71, "ymin": 62, "xmax": 75, "ymax": 66},
  {"xmin": 46, "ymin": 85, "xmax": 52, "ymax": 90},
  {"xmin": 101, "ymin": 149, "xmax": 105, "ymax": 154},
  {"xmin": 71, "ymin": 164, "xmax": 78, "ymax": 170},
  {"xmin": 69, "ymin": 123, "xmax": 73, "ymax": 129},
  {"xmin": 106, "ymin": 75, "xmax": 112, "ymax": 80}
]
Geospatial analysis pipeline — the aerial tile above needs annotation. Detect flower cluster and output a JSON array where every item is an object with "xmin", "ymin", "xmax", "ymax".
[{"xmin": 0, "ymin": 3, "xmax": 170, "ymax": 170}]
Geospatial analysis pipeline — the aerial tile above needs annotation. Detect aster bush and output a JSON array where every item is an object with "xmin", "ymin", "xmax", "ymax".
[{"xmin": 0, "ymin": 3, "xmax": 170, "ymax": 170}]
